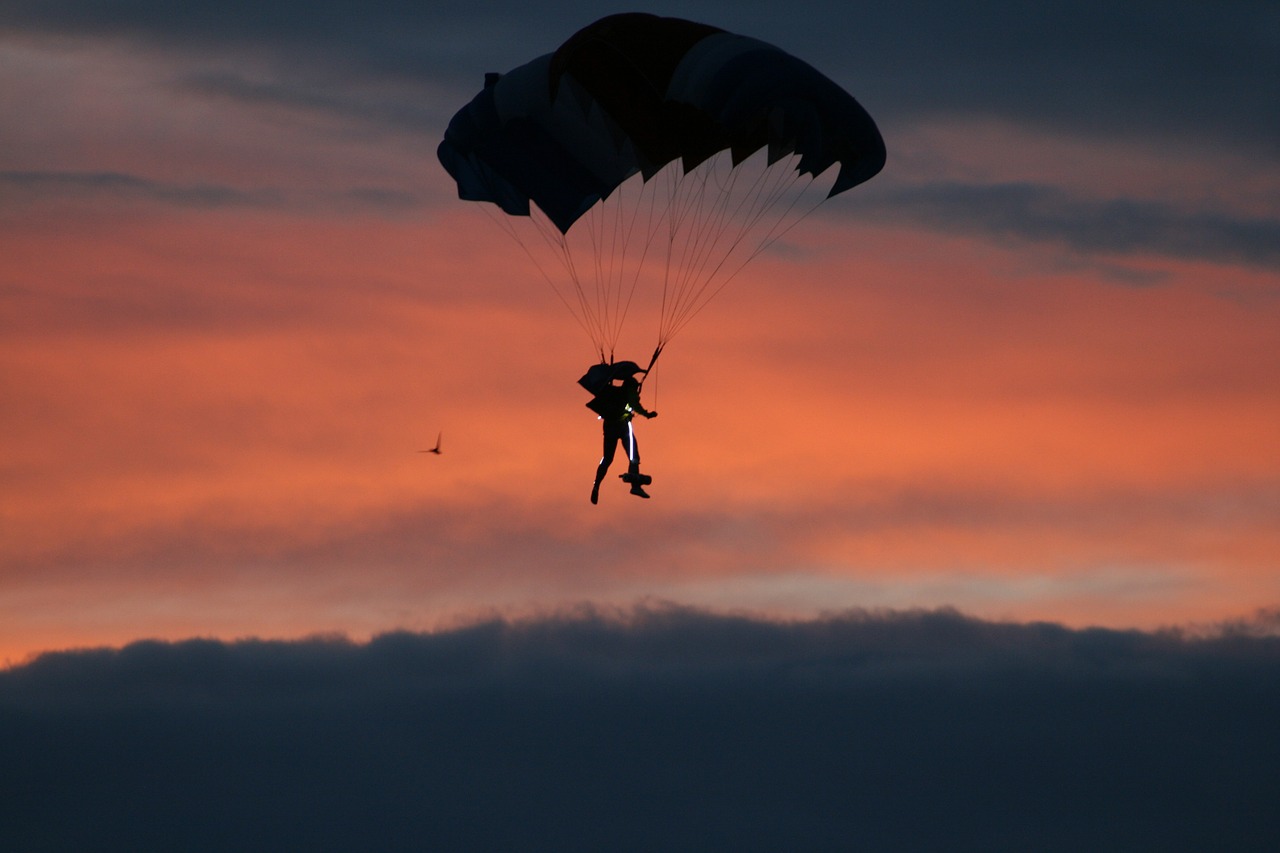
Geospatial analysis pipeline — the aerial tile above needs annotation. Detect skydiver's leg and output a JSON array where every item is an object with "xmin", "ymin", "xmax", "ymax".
[
  {"xmin": 625, "ymin": 422, "xmax": 649, "ymax": 498},
  {"xmin": 598, "ymin": 427, "xmax": 619, "ymax": 475},
  {"xmin": 592, "ymin": 426, "xmax": 619, "ymax": 504},
  {"xmin": 625, "ymin": 421, "xmax": 639, "ymax": 466}
]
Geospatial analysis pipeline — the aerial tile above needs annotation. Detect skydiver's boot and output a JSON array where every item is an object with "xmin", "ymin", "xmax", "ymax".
[{"xmin": 626, "ymin": 462, "xmax": 650, "ymax": 499}]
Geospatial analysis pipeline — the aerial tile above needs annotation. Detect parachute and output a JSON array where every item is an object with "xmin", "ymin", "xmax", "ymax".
[{"xmin": 437, "ymin": 13, "xmax": 885, "ymax": 368}]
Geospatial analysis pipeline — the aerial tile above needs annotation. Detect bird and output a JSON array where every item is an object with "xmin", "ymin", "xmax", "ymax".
[{"xmin": 419, "ymin": 432, "xmax": 442, "ymax": 455}]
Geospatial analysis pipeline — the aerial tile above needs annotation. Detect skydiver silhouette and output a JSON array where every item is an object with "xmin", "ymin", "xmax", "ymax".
[{"xmin": 590, "ymin": 369, "xmax": 656, "ymax": 504}]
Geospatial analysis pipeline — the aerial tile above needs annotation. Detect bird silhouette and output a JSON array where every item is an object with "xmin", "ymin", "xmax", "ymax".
[{"xmin": 418, "ymin": 431, "xmax": 442, "ymax": 455}]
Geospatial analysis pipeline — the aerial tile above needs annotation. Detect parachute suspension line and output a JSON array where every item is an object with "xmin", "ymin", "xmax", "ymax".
[
  {"xmin": 582, "ymin": 200, "xmax": 609, "ymax": 352},
  {"xmin": 666, "ymin": 162, "xmax": 824, "ymax": 342},
  {"xmin": 597, "ymin": 184, "xmax": 621, "ymax": 349},
  {"xmin": 653, "ymin": 153, "xmax": 825, "ymax": 349},
  {"xmin": 665, "ymin": 156, "xmax": 737, "ymax": 345},
  {"xmin": 600, "ymin": 176, "xmax": 651, "ymax": 356},
  {"xmin": 635, "ymin": 340, "xmax": 664, "ymax": 414},
  {"xmin": 658, "ymin": 160, "xmax": 717, "ymax": 349},
  {"xmin": 611, "ymin": 178, "xmax": 642, "ymax": 349},
  {"xmin": 662, "ymin": 161, "xmax": 723, "ymax": 343},
  {"xmin": 658, "ymin": 160, "xmax": 720, "ymax": 348},
  {"xmin": 662, "ymin": 156, "xmax": 762, "ymax": 340},
  {"xmin": 613, "ymin": 174, "xmax": 668, "ymax": 359},
  {"xmin": 531, "ymin": 208, "xmax": 611, "ymax": 354},
  {"xmin": 661, "ymin": 157, "xmax": 757, "ymax": 344},
  {"xmin": 487, "ymin": 166, "xmax": 689, "ymax": 363},
  {"xmin": 741, "ymin": 169, "xmax": 825, "ymax": 265},
  {"xmin": 636, "ymin": 341, "xmax": 664, "ymax": 408},
  {"xmin": 572, "ymin": 171, "xmax": 666, "ymax": 360},
  {"xmin": 588, "ymin": 190, "xmax": 629, "ymax": 354},
  {"xmin": 478, "ymin": 150, "xmax": 831, "ymax": 365},
  {"xmin": 480, "ymin": 204, "xmax": 600, "ymax": 349},
  {"xmin": 654, "ymin": 166, "xmax": 682, "ymax": 352}
]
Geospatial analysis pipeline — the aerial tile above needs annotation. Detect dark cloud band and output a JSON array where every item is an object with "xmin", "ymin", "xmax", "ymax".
[
  {"xmin": 3, "ymin": 606, "xmax": 1278, "ymax": 851},
  {"xmin": 853, "ymin": 180, "xmax": 1280, "ymax": 271},
  {"xmin": 3, "ymin": 1, "xmax": 1277, "ymax": 154}
]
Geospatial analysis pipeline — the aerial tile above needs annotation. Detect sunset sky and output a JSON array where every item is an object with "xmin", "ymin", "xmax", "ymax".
[
  {"xmin": 3, "ymin": 0, "xmax": 1279, "ymax": 665},
  {"xmin": 3, "ymin": 4, "xmax": 1280, "ymax": 849}
]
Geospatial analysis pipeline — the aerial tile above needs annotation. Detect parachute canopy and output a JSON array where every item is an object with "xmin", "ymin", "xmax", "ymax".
[
  {"xmin": 438, "ymin": 13, "xmax": 885, "ymax": 234},
  {"xmin": 437, "ymin": 13, "xmax": 885, "ymax": 363}
]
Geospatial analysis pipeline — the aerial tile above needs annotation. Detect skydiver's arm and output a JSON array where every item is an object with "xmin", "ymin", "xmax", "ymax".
[{"xmin": 624, "ymin": 401, "xmax": 655, "ymax": 419}]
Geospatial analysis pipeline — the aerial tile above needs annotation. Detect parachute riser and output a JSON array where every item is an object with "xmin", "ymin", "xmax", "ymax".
[{"xmin": 637, "ymin": 343, "xmax": 663, "ymax": 392}]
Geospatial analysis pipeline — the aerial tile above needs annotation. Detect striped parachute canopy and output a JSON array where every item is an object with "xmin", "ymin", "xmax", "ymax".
[{"xmin": 437, "ymin": 13, "xmax": 885, "ymax": 362}]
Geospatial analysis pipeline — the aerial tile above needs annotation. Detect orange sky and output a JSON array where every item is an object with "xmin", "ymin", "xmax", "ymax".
[
  {"xmin": 3, "ymin": 10, "xmax": 1279, "ymax": 665},
  {"xmin": 5, "ymin": 197, "xmax": 1276, "ymax": 664}
]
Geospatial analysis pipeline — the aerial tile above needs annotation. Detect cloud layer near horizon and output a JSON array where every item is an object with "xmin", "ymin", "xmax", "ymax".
[{"xmin": 3, "ymin": 606, "xmax": 1279, "ymax": 851}]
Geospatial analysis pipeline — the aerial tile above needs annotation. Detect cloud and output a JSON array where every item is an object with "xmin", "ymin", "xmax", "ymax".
[
  {"xmin": 0, "ymin": 170, "xmax": 425, "ymax": 215},
  {"xmin": 798, "ymin": 1, "xmax": 1280, "ymax": 158},
  {"xmin": 4, "ymin": 1, "xmax": 1276, "ymax": 155},
  {"xmin": 11, "ymin": 168, "xmax": 1276, "ymax": 278},
  {"xmin": 850, "ymin": 180, "xmax": 1280, "ymax": 272},
  {"xmin": 176, "ymin": 68, "xmax": 448, "ymax": 134},
  {"xmin": 7, "ymin": 2, "xmax": 1275, "ymax": 265},
  {"xmin": 7, "ymin": 2, "xmax": 1274, "ymax": 294},
  {"xmin": 0, "ymin": 169, "xmax": 280, "ymax": 209},
  {"xmin": 0, "ymin": 0, "xmax": 555, "ymax": 84},
  {"xmin": 2, "ymin": 605, "xmax": 1278, "ymax": 851}
]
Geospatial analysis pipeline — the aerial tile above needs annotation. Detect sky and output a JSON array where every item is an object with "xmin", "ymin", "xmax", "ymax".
[
  {"xmin": 6, "ymin": 0, "xmax": 1278, "ymax": 662},
  {"xmin": 2, "ymin": 1, "xmax": 1279, "ymax": 847}
]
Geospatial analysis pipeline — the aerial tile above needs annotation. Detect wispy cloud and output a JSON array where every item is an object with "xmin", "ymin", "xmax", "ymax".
[
  {"xmin": 854, "ymin": 180, "xmax": 1280, "ymax": 272},
  {"xmin": 176, "ymin": 69, "xmax": 447, "ymax": 133},
  {"xmin": 0, "ymin": 170, "xmax": 424, "ymax": 214},
  {"xmin": 1, "ymin": 169, "xmax": 279, "ymax": 208}
]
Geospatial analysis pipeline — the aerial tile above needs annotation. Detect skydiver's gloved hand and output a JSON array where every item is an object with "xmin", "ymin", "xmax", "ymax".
[{"xmin": 646, "ymin": 411, "xmax": 657, "ymax": 419}]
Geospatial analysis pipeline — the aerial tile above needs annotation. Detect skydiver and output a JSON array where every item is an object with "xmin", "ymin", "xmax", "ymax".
[{"xmin": 590, "ymin": 368, "xmax": 657, "ymax": 504}]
